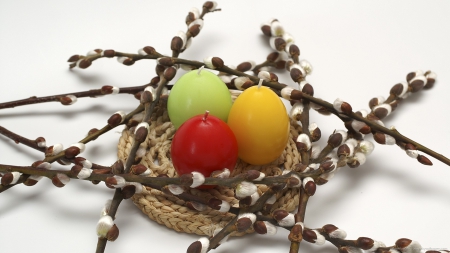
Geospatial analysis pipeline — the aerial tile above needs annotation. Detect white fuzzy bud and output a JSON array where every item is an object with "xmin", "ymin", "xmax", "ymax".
[
  {"xmin": 138, "ymin": 48, "xmax": 147, "ymax": 56},
  {"xmin": 329, "ymin": 229, "xmax": 347, "ymax": 239},
  {"xmin": 263, "ymin": 221, "xmax": 277, "ymax": 235},
  {"xmin": 302, "ymin": 177, "xmax": 314, "ymax": 189},
  {"xmin": 359, "ymin": 140, "xmax": 374, "ymax": 155},
  {"xmin": 188, "ymin": 19, "xmax": 204, "ymax": 29},
  {"xmin": 253, "ymin": 172, "xmax": 265, "ymax": 181},
  {"xmin": 234, "ymin": 76, "xmax": 251, "ymax": 91},
  {"xmin": 28, "ymin": 174, "xmax": 43, "ymax": 181},
  {"xmin": 177, "ymin": 30, "xmax": 187, "ymax": 48},
  {"xmin": 368, "ymin": 241, "xmax": 386, "ymax": 252},
  {"xmin": 373, "ymin": 104, "xmax": 392, "ymax": 117},
  {"xmin": 270, "ymin": 20, "xmax": 284, "ymax": 36},
  {"xmin": 290, "ymin": 102, "xmax": 304, "ymax": 119},
  {"xmin": 250, "ymin": 192, "xmax": 260, "ymax": 205},
  {"xmin": 426, "ymin": 71, "xmax": 437, "ymax": 79},
  {"xmin": 290, "ymin": 64, "xmax": 306, "ymax": 77},
  {"xmin": 203, "ymin": 57, "xmax": 215, "ymax": 69},
  {"xmin": 100, "ymin": 199, "xmax": 112, "ymax": 217},
  {"xmin": 235, "ymin": 181, "xmax": 257, "ymax": 199},
  {"xmin": 219, "ymin": 75, "xmax": 231, "ymax": 84},
  {"xmin": 126, "ymin": 182, "xmax": 143, "ymax": 194},
  {"xmin": 136, "ymin": 147, "xmax": 147, "ymax": 158},
  {"xmin": 10, "ymin": 172, "xmax": 22, "ymax": 184},
  {"xmin": 168, "ymin": 184, "xmax": 184, "ymax": 195},
  {"xmin": 299, "ymin": 60, "xmax": 313, "ymax": 75},
  {"xmin": 238, "ymin": 213, "xmax": 257, "ymax": 224},
  {"xmin": 282, "ymin": 32, "xmax": 295, "ymax": 44},
  {"xmin": 134, "ymin": 122, "xmax": 149, "ymax": 135},
  {"xmin": 77, "ymin": 168, "xmax": 93, "ymax": 179},
  {"xmin": 218, "ymin": 200, "xmax": 230, "ymax": 213},
  {"xmin": 296, "ymin": 133, "xmax": 311, "ymax": 151},
  {"xmin": 117, "ymin": 56, "xmax": 128, "ymax": 64},
  {"xmin": 312, "ymin": 230, "xmax": 326, "ymax": 245},
  {"xmin": 399, "ymin": 81, "xmax": 409, "ymax": 98},
  {"xmin": 354, "ymin": 152, "xmax": 367, "ymax": 165},
  {"xmin": 333, "ymin": 98, "xmax": 344, "ymax": 112},
  {"xmin": 257, "ymin": 70, "xmax": 271, "ymax": 81},
  {"xmin": 144, "ymin": 86, "xmax": 156, "ymax": 101},
  {"xmin": 37, "ymin": 140, "xmax": 46, "ymax": 147},
  {"xmin": 281, "ymin": 87, "xmax": 294, "ymax": 100},
  {"xmin": 310, "ymin": 144, "xmax": 321, "ymax": 159},
  {"xmin": 265, "ymin": 194, "xmax": 277, "ymax": 205},
  {"xmin": 56, "ymin": 173, "xmax": 70, "ymax": 185},
  {"xmin": 185, "ymin": 37, "xmax": 192, "ymax": 50},
  {"xmin": 277, "ymin": 213, "xmax": 295, "ymax": 227},
  {"xmin": 397, "ymin": 240, "xmax": 421, "ymax": 253},
  {"xmin": 406, "ymin": 149, "xmax": 419, "ymax": 159},
  {"xmin": 351, "ymin": 120, "xmax": 366, "ymax": 132},
  {"xmin": 190, "ymin": 172, "xmax": 205, "ymax": 188},
  {"xmin": 111, "ymin": 175, "xmax": 126, "ymax": 188},
  {"xmin": 190, "ymin": 7, "xmax": 200, "ymax": 19},
  {"xmin": 87, "ymin": 50, "xmax": 99, "ymax": 56},
  {"xmin": 196, "ymin": 237, "xmax": 210, "ymax": 253},
  {"xmin": 211, "ymin": 168, "xmax": 230, "ymax": 178},
  {"xmin": 385, "ymin": 134, "xmax": 396, "ymax": 145},
  {"xmin": 96, "ymin": 215, "xmax": 114, "ymax": 238},
  {"xmin": 309, "ymin": 163, "xmax": 320, "ymax": 170}
]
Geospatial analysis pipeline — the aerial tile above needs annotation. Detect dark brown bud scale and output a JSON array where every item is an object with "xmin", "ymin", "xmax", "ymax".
[
  {"xmin": 373, "ymin": 132, "xmax": 386, "ymax": 144},
  {"xmin": 301, "ymin": 83, "xmax": 314, "ymax": 96},
  {"xmin": 107, "ymin": 113, "xmax": 123, "ymax": 127},
  {"xmin": 142, "ymin": 46, "xmax": 156, "ymax": 55},
  {"xmin": 266, "ymin": 52, "xmax": 280, "ymax": 62},
  {"xmin": 52, "ymin": 175, "xmax": 65, "ymax": 188},
  {"xmin": 188, "ymin": 25, "xmax": 201, "ymax": 37},
  {"xmin": 157, "ymin": 57, "xmax": 174, "ymax": 67},
  {"xmin": 410, "ymin": 79, "xmax": 425, "ymax": 92},
  {"xmin": 424, "ymin": 78, "xmax": 435, "ymax": 89},
  {"xmin": 246, "ymin": 170, "xmax": 261, "ymax": 181},
  {"xmin": 239, "ymin": 196, "xmax": 252, "ymax": 207},
  {"xmin": 64, "ymin": 146, "xmax": 80, "ymax": 159},
  {"xmin": 395, "ymin": 238, "xmax": 412, "ymax": 248},
  {"xmin": 390, "ymin": 83, "xmax": 404, "ymax": 96},
  {"xmin": 253, "ymin": 221, "xmax": 267, "ymax": 234},
  {"xmin": 236, "ymin": 62, "xmax": 253, "ymax": 72},
  {"xmin": 273, "ymin": 209, "xmax": 289, "ymax": 221},
  {"xmin": 105, "ymin": 177, "xmax": 118, "ymax": 186},
  {"xmin": 337, "ymin": 144, "xmax": 350, "ymax": 157},
  {"xmin": 359, "ymin": 125, "xmax": 371, "ymax": 135},
  {"xmin": 296, "ymin": 142, "xmax": 308, "ymax": 152},
  {"xmin": 103, "ymin": 50, "xmax": 115, "ymax": 58},
  {"xmin": 88, "ymin": 128, "xmax": 99, "ymax": 137},
  {"xmin": 321, "ymin": 161, "xmax": 335, "ymax": 173},
  {"xmin": 180, "ymin": 173, "xmax": 194, "ymax": 186},
  {"xmin": 60, "ymin": 96, "xmax": 74, "ymax": 105},
  {"xmin": 131, "ymin": 164, "xmax": 148, "ymax": 175},
  {"xmin": 341, "ymin": 102, "xmax": 353, "ymax": 114},
  {"xmin": 236, "ymin": 217, "xmax": 253, "ymax": 232},
  {"xmin": 122, "ymin": 185, "xmax": 136, "ymax": 199},
  {"xmin": 111, "ymin": 160, "xmax": 124, "ymax": 175},
  {"xmin": 310, "ymin": 127, "xmax": 321, "ymax": 142},
  {"xmin": 1, "ymin": 173, "xmax": 14, "ymax": 186},
  {"xmin": 101, "ymin": 85, "xmax": 114, "ymax": 95},
  {"xmin": 171, "ymin": 36, "xmax": 183, "ymax": 52},
  {"xmin": 287, "ymin": 176, "xmax": 301, "ymax": 188},
  {"xmin": 374, "ymin": 107, "xmax": 389, "ymax": 119},
  {"xmin": 322, "ymin": 224, "xmax": 338, "ymax": 234},
  {"xmin": 106, "ymin": 224, "xmax": 119, "ymax": 241},
  {"xmin": 290, "ymin": 68, "xmax": 304, "ymax": 83},
  {"xmin": 208, "ymin": 198, "xmax": 222, "ymax": 210},
  {"xmin": 70, "ymin": 165, "xmax": 83, "ymax": 177},
  {"xmin": 302, "ymin": 229, "xmax": 318, "ymax": 243},
  {"xmin": 369, "ymin": 97, "xmax": 379, "ymax": 109},
  {"xmin": 328, "ymin": 133, "xmax": 343, "ymax": 148},
  {"xmin": 186, "ymin": 241, "xmax": 203, "ymax": 253},
  {"xmin": 304, "ymin": 181, "xmax": 316, "ymax": 196},
  {"xmin": 417, "ymin": 155, "xmax": 433, "ymax": 166},
  {"xmin": 35, "ymin": 137, "xmax": 46, "ymax": 146},
  {"xmin": 404, "ymin": 143, "xmax": 416, "ymax": 151},
  {"xmin": 163, "ymin": 67, "xmax": 177, "ymax": 81},
  {"xmin": 203, "ymin": 1, "xmax": 215, "ymax": 10},
  {"xmin": 67, "ymin": 54, "xmax": 80, "ymax": 62},
  {"xmin": 274, "ymin": 38, "xmax": 286, "ymax": 51},
  {"xmin": 261, "ymin": 25, "xmax": 272, "ymax": 36},
  {"xmin": 140, "ymin": 90, "xmax": 153, "ymax": 104},
  {"xmin": 275, "ymin": 60, "xmax": 287, "ymax": 69},
  {"xmin": 134, "ymin": 91, "xmax": 142, "ymax": 101},
  {"xmin": 93, "ymin": 168, "xmax": 112, "ymax": 175},
  {"xmin": 356, "ymin": 237, "xmax": 374, "ymax": 250},
  {"xmin": 211, "ymin": 57, "xmax": 224, "ymax": 69},
  {"xmin": 406, "ymin": 72, "xmax": 416, "ymax": 83},
  {"xmin": 78, "ymin": 59, "xmax": 91, "ymax": 69},
  {"xmin": 289, "ymin": 44, "xmax": 300, "ymax": 58},
  {"xmin": 121, "ymin": 58, "xmax": 134, "ymax": 66},
  {"xmin": 23, "ymin": 178, "xmax": 38, "ymax": 186},
  {"xmin": 185, "ymin": 12, "xmax": 196, "ymax": 25}
]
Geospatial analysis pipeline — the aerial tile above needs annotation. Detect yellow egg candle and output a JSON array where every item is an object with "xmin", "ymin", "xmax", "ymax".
[{"xmin": 227, "ymin": 84, "xmax": 290, "ymax": 165}]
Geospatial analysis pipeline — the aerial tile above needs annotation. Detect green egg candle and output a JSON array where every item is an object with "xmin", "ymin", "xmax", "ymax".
[{"xmin": 168, "ymin": 68, "xmax": 233, "ymax": 128}]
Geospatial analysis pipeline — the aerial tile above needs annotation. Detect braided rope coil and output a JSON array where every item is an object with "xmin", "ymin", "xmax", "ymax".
[{"xmin": 117, "ymin": 93, "xmax": 302, "ymax": 236}]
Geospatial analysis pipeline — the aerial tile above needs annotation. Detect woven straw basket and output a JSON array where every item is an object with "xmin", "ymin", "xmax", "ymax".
[{"xmin": 117, "ymin": 91, "xmax": 302, "ymax": 237}]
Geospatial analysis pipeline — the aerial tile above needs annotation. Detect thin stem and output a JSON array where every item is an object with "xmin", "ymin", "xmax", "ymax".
[{"xmin": 0, "ymin": 125, "xmax": 46, "ymax": 152}]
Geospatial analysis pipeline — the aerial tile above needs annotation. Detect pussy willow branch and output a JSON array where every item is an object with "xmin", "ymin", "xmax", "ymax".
[
  {"xmin": 0, "ymin": 85, "xmax": 148, "ymax": 110},
  {"xmin": 168, "ymin": 57, "xmax": 450, "ymax": 166},
  {"xmin": 69, "ymin": 51, "xmax": 163, "ymax": 69},
  {"xmin": 44, "ymin": 104, "xmax": 144, "ymax": 163}
]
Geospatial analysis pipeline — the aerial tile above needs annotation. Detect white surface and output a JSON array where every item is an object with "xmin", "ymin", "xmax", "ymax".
[{"xmin": 1, "ymin": 1, "xmax": 450, "ymax": 252}]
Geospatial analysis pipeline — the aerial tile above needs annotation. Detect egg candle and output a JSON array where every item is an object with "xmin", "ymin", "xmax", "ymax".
[
  {"xmin": 167, "ymin": 68, "xmax": 233, "ymax": 129},
  {"xmin": 227, "ymin": 81, "xmax": 290, "ymax": 165}
]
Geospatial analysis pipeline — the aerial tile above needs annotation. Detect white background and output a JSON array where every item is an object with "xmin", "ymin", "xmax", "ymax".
[{"xmin": 1, "ymin": 1, "xmax": 449, "ymax": 252}]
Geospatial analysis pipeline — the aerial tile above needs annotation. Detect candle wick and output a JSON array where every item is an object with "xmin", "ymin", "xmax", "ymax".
[
  {"xmin": 203, "ymin": 110, "xmax": 210, "ymax": 121},
  {"xmin": 197, "ymin": 65, "xmax": 204, "ymax": 75},
  {"xmin": 258, "ymin": 79, "xmax": 263, "ymax": 89}
]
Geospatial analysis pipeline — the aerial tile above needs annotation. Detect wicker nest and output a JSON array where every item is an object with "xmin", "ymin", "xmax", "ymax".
[{"xmin": 117, "ymin": 91, "xmax": 302, "ymax": 236}]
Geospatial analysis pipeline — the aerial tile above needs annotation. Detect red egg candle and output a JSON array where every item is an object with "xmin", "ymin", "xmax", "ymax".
[
  {"xmin": 167, "ymin": 68, "xmax": 233, "ymax": 129},
  {"xmin": 171, "ymin": 111, "xmax": 238, "ymax": 187},
  {"xmin": 227, "ymin": 84, "xmax": 289, "ymax": 165}
]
